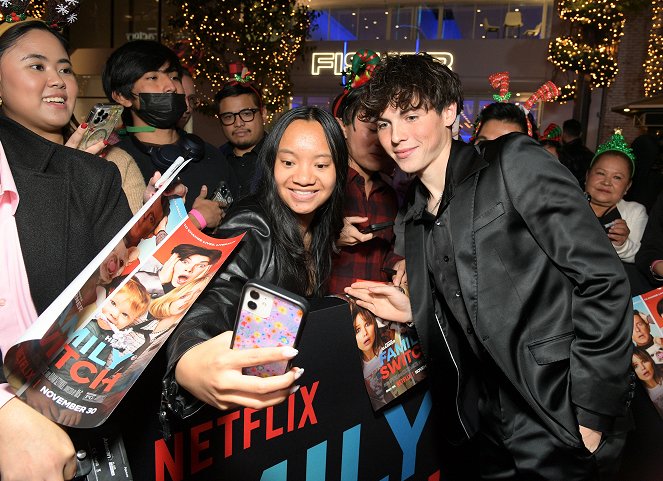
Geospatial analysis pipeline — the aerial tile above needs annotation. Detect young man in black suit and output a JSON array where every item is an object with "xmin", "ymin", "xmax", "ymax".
[{"xmin": 347, "ymin": 53, "xmax": 634, "ymax": 480}]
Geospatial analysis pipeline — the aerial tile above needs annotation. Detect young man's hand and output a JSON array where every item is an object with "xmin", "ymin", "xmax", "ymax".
[
  {"xmin": 579, "ymin": 425, "xmax": 602, "ymax": 453},
  {"xmin": 191, "ymin": 186, "xmax": 223, "ymax": 229},
  {"xmin": 345, "ymin": 281, "xmax": 413, "ymax": 323},
  {"xmin": 337, "ymin": 216, "xmax": 373, "ymax": 247}
]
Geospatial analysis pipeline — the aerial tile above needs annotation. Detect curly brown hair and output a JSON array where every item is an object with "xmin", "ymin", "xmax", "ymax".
[{"xmin": 360, "ymin": 53, "xmax": 464, "ymax": 120}]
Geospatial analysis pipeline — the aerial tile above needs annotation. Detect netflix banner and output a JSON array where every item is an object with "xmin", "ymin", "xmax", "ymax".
[{"xmin": 108, "ymin": 297, "xmax": 470, "ymax": 481}]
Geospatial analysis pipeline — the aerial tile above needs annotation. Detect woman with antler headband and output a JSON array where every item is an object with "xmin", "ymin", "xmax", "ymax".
[{"xmin": 472, "ymin": 72, "xmax": 559, "ymax": 143}]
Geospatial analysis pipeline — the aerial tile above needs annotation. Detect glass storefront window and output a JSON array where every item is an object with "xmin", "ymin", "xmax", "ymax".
[
  {"xmin": 358, "ymin": 9, "xmax": 390, "ymax": 41},
  {"xmin": 312, "ymin": 1, "xmax": 551, "ymax": 42},
  {"xmin": 391, "ymin": 7, "xmax": 414, "ymax": 41},
  {"xmin": 330, "ymin": 9, "xmax": 359, "ymax": 40}
]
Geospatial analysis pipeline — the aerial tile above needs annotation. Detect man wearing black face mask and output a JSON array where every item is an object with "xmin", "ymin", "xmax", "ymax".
[{"xmin": 102, "ymin": 40, "xmax": 238, "ymax": 230}]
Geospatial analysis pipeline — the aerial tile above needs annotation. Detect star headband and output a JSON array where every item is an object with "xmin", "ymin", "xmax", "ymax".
[
  {"xmin": 592, "ymin": 128, "xmax": 636, "ymax": 173},
  {"xmin": 332, "ymin": 49, "xmax": 380, "ymax": 118}
]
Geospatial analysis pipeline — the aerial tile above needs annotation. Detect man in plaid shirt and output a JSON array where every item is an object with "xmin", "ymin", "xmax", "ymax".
[{"xmin": 328, "ymin": 50, "xmax": 403, "ymax": 295}]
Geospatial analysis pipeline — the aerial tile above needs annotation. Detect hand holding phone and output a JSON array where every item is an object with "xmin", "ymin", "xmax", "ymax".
[
  {"xmin": 78, "ymin": 104, "xmax": 124, "ymax": 151},
  {"xmin": 360, "ymin": 221, "xmax": 395, "ymax": 234},
  {"xmin": 231, "ymin": 280, "xmax": 309, "ymax": 377}
]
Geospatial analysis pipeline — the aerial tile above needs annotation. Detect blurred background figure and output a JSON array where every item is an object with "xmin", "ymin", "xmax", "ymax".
[
  {"xmin": 215, "ymin": 70, "xmax": 267, "ymax": 201},
  {"xmin": 624, "ymin": 134, "xmax": 663, "ymax": 213},
  {"xmin": 560, "ymin": 118, "xmax": 594, "ymax": 188},
  {"xmin": 540, "ymin": 123, "xmax": 562, "ymax": 158}
]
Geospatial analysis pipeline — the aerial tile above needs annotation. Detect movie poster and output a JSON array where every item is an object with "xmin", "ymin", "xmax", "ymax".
[{"xmin": 343, "ymin": 296, "xmax": 427, "ymax": 410}]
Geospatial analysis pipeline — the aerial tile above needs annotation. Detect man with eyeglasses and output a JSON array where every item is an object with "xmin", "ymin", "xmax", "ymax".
[{"xmin": 215, "ymin": 79, "xmax": 267, "ymax": 200}]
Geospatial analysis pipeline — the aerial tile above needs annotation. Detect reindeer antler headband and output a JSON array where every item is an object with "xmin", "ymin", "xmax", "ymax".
[{"xmin": 472, "ymin": 72, "xmax": 560, "ymax": 140}]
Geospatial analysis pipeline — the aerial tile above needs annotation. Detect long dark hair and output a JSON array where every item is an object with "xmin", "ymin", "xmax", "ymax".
[{"xmin": 256, "ymin": 106, "xmax": 348, "ymax": 297}]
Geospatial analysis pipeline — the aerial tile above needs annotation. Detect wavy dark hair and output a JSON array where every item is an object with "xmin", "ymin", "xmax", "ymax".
[
  {"xmin": 360, "ymin": 53, "xmax": 463, "ymax": 121},
  {"xmin": 256, "ymin": 106, "xmax": 348, "ymax": 297}
]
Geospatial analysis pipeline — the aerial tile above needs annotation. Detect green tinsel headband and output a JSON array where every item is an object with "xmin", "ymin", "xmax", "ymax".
[{"xmin": 592, "ymin": 128, "xmax": 636, "ymax": 174}]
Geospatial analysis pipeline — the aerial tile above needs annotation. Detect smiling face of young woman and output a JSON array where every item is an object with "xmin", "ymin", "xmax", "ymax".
[
  {"xmin": 0, "ymin": 28, "xmax": 78, "ymax": 144},
  {"xmin": 273, "ymin": 119, "xmax": 337, "ymax": 232}
]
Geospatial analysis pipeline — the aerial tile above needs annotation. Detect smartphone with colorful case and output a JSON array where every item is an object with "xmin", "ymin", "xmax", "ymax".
[{"xmin": 230, "ymin": 280, "xmax": 309, "ymax": 377}]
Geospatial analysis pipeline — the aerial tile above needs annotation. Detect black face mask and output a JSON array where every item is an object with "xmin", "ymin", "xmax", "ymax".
[{"xmin": 133, "ymin": 93, "xmax": 187, "ymax": 129}]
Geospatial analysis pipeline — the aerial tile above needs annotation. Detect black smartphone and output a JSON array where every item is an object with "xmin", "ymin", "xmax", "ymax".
[
  {"xmin": 210, "ymin": 180, "xmax": 234, "ymax": 209},
  {"xmin": 360, "ymin": 221, "xmax": 395, "ymax": 234},
  {"xmin": 381, "ymin": 267, "xmax": 397, "ymax": 277},
  {"xmin": 601, "ymin": 208, "xmax": 622, "ymax": 233},
  {"xmin": 230, "ymin": 280, "xmax": 309, "ymax": 377}
]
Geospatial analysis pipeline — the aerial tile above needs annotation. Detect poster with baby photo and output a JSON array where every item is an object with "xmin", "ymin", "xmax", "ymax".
[
  {"xmin": 1, "ymin": 191, "xmax": 188, "ymax": 404},
  {"xmin": 342, "ymin": 296, "xmax": 427, "ymax": 411},
  {"xmin": 8, "ymin": 218, "xmax": 244, "ymax": 429},
  {"xmin": 632, "ymin": 288, "xmax": 663, "ymax": 420},
  {"xmin": 2, "ymin": 158, "xmax": 244, "ymax": 428}
]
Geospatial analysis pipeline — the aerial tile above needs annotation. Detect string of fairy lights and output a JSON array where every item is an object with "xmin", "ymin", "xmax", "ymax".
[
  {"xmin": 644, "ymin": 0, "xmax": 663, "ymax": 97},
  {"xmin": 548, "ymin": 0, "xmax": 625, "ymax": 102},
  {"xmin": 165, "ymin": 0, "xmax": 315, "ymax": 116}
]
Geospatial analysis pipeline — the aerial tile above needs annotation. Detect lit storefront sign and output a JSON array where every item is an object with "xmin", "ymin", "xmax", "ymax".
[{"xmin": 311, "ymin": 51, "xmax": 453, "ymax": 75}]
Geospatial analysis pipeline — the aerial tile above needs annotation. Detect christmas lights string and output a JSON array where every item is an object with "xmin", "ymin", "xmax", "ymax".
[
  {"xmin": 165, "ymin": 0, "xmax": 316, "ymax": 117},
  {"xmin": 548, "ymin": 0, "xmax": 626, "ymax": 102},
  {"xmin": 644, "ymin": 0, "xmax": 663, "ymax": 97}
]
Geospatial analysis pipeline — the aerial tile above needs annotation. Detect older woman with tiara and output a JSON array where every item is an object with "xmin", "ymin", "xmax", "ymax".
[{"xmin": 585, "ymin": 129, "xmax": 648, "ymax": 263}]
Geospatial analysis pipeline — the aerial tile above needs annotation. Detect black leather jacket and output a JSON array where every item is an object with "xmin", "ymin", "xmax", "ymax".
[{"xmin": 162, "ymin": 197, "xmax": 281, "ymax": 419}]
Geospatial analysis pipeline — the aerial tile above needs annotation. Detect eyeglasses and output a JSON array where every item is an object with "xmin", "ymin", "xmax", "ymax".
[{"xmin": 218, "ymin": 108, "xmax": 259, "ymax": 126}]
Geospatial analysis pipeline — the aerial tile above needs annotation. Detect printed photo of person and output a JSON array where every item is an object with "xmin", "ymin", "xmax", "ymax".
[
  {"xmin": 88, "ymin": 278, "xmax": 151, "ymax": 365},
  {"xmin": 28, "ymin": 279, "xmax": 150, "ymax": 426},
  {"xmin": 114, "ymin": 275, "xmax": 212, "ymax": 391},
  {"xmin": 633, "ymin": 310, "xmax": 663, "ymax": 365},
  {"xmin": 134, "ymin": 243, "xmax": 221, "ymax": 298},
  {"xmin": 632, "ymin": 347, "xmax": 663, "ymax": 419},
  {"xmin": 74, "ymin": 239, "xmax": 141, "ymax": 316},
  {"xmin": 350, "ymin": 298, "xmax": 393, "ymax": 408},
  {"xmin": 125, "ymin": 193, "xmax": 171, "ymax": 249}
]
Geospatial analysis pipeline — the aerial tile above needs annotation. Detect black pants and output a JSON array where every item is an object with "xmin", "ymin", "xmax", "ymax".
[{"xmin": 477, "ymin": 365, "xmax": 626, "ymax": 481}]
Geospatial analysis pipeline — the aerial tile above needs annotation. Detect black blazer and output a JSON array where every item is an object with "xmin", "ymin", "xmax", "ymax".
[
  {"xmin": 0, "ymin": 115, "xmax": 132, "ymax": 314},
  {"xmin": 403, "ymin": 134, "xmax": 633, "ymax": 448}
]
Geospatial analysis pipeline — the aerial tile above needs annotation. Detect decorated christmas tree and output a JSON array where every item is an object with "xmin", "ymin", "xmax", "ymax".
[
  {"xmin": 164, "ymin": 0, "xmax": 317, "ymax": 116},
  {"xmin": 548, "ymin": 0, "xmax": 626, "ymax": 102},
  {"xmin": 644, "ymin": 0, "xmax": 663, "ymax": 97}
]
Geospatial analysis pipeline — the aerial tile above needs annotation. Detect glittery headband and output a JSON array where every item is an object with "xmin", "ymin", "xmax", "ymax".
[{"xmin": 592, "ymin": 128, "xmax": 636, "ymax": 174}]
